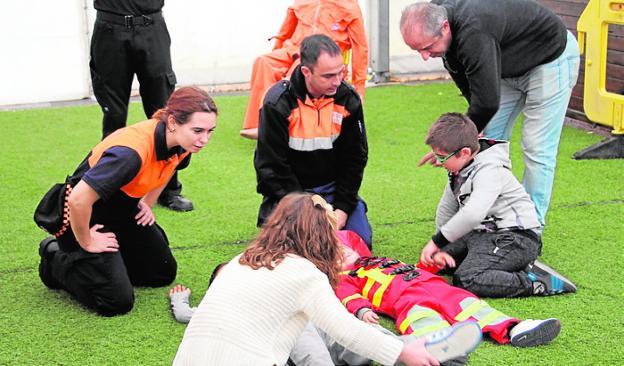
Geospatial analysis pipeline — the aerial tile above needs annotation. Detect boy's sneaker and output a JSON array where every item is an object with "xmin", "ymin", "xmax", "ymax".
[
  {"xmin": 509, "ymin": 318, "xmax": 561, "ymax": 347},
  {"xmin": 38, "ymin": 236, "xmax": 62, "ymax": 289},
  {"xmin": 527, "ymin": 260, "xmax": 577, "ymax": 295},
  {"xmin": 425, "ymin": 322, "xmax": 482, "ymax": 363}
]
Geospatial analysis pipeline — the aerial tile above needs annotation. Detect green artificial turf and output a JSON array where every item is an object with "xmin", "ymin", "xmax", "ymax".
[{"xmin": 0, "ymin": 83, "xmax": 622, "ymax": 365}]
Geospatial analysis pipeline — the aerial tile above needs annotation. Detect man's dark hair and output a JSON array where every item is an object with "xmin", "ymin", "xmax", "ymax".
[
  {"xmin": 425, "ymin": 112, "xmax": 480, "ymax": 153},
  {"xmin": 208, "ymin": 262, "xmax": 227, "ymax": 287},
  {"xmin": 300, "ymin": 34, "xmax": 342, "ymax": 70}
]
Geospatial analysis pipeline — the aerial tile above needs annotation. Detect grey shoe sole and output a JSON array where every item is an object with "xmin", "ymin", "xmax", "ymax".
[
  {"xmin": 511, "ymin": 318, "xmax": 561, "ymax": 347},
  {"xmin": 426, "ymin": 322, "xmax": 482, "ymax": 363}
]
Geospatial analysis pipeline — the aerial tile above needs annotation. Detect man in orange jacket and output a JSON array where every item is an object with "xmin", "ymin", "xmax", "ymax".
[{"xmin": 240, "ymin": 0, "xmax": 368, "ymax": 140}]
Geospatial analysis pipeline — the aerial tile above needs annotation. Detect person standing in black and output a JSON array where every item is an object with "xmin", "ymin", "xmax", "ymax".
[{"xmin": 90, "ymin": 0, "xmax": 193, "ymax": 211}]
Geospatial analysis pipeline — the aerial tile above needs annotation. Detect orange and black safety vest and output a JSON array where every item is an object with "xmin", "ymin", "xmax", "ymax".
[
  {"xmin": 254, "ymin": 66, "xmax": 367, "ymax": 214},
  {"xmin": 89, "ymin": 119, "xmax": 189, "ymax": 198}
]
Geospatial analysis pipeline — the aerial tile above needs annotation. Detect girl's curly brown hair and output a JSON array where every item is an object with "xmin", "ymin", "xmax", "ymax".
[{"xmin": 239, "ymin": 193, "xmax": 343, "ymax": 288}]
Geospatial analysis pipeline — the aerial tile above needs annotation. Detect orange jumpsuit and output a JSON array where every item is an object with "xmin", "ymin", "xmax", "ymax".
[{"xmin": 242, "ymin": 0, "xmax": 369, "ymax": 130}]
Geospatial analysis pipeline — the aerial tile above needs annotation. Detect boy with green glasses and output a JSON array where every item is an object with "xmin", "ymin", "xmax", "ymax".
[{"xmin": 419, "ymin": 113, "xmax": 576, "ymax": 298}]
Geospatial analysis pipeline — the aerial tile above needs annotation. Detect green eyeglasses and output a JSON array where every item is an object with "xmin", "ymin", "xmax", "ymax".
[{"xmin": 433, "ymin": 148, "xmax": 461, "ymax": 163}]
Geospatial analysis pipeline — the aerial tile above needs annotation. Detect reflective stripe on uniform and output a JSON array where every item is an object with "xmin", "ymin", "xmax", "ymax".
[
  {"xmin": 455, "ymin": 298, "xmax": 488, "ymax": 321},
  {"xmin": 409, "ymin": 321, "xmax": 451, "ymax": 337},
  {"xmin": 362, "ymin": 277, "xmax": 375, "ymax": 300},
  {"xmin": 477, "ymin": 310, "xmax": 507, "ymax": 328},
  {"xmin": 399, "ymin": 309, "xmax": 441, "ymax": 333},
  {"xmin": 455, "ymin": 297, "xmax": 512, "ymax": 327},
  {"xmin": 341, "ymin": 294, "xmax": 364, "ymax": 306},
  {"xmin": 399, "ymin": 304, "xmax": 450, "ymax": 336},
  {"xmin": 355, "ymin": 267, "xmax": 394, "ymax": 307},
  {"xmin": 288, "ymin": 135, "xmax": 339, "ymax": 151}
]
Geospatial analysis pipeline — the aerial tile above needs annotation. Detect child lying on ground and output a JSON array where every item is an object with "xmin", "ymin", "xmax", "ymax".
[
  {"xmin": 336, "ymin": 230, "xmax": 560, "ymax": 348},
  {"xmin": 170, "ymin": 230, "xmax": 560, "ymax": 366}
]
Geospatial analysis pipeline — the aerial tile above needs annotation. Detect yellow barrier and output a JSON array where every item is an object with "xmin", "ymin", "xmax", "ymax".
[{"xmin": 578, "ymin": 0, "xmax": 624, "ymax": 134}]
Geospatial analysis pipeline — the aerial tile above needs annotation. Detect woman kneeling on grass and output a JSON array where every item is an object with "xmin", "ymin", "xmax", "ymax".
[
  {"xmin": 172, "ymin": 193, "xmax": 481, "ymax": 366},
  {"xmin": 36, "ymin": 86, "xmax": 217, "ymax": 316}
]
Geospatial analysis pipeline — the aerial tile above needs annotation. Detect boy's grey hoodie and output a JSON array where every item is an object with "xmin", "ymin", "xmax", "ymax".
[{"xmin": 433, "ymin": 140, "xmax": 541, "ymax": 247}]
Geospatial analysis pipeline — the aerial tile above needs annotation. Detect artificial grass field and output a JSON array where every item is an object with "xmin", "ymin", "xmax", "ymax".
[{"xmin": 0, "ymin": 83, "xmax": 622, "ymax": 365}]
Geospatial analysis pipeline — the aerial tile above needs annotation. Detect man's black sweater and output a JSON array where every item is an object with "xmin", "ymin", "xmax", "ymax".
[{"xmin": 433, "ymin": 0, "xmax": 567, "ymax": 131}]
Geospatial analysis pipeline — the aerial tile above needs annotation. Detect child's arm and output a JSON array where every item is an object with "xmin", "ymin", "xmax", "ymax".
[
  {"xmin": 358, "ymin": 308, "xmax": 380, "ymax": 324},
  {"xmin": 335, "ymin": 275, "xmax": 374, "ymax": 316},
  {"xmin": 169, "ymin": 285, "xmax": 196, "ymax": 324},
  {"xmin": 435, "ymin": 183, "xmax": 460, "ymax": 229},
  {"xmin": 421, "ymin": 184, "xmax": 459, "ymax": 266}
]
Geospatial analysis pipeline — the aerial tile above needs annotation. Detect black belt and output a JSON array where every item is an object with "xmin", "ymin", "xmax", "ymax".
[{"xmin": 96, "ymin": 10, "xmax": 163, "ymax": 27}]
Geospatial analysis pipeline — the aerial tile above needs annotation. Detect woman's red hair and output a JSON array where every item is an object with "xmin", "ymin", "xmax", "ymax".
[
  {"xmin": 152, "ymin": 86, "xmax": 218, "ymax": 124},
  {"xmin": 240, "ymin": 193, "xmax": 343, "ymax": 288}
]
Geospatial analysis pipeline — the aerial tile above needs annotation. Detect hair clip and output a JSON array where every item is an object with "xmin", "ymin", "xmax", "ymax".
[
  {"xmin": 311, "ymin": 194, "xmax": 327, "ymax": 208},
  {"xmin": 311, "ymin": 195, "xmax": 338, "ymax": 229}
]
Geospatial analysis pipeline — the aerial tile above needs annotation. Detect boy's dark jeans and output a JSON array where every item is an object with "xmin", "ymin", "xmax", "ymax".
[{"xmin": 443, "ymin": 230, "xmax": 541, "ymax": 298}]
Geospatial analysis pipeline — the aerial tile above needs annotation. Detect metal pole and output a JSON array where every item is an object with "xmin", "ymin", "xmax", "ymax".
[{"xmin": 368, "ymin": 0, "xmax": 390, "ymax": 83}]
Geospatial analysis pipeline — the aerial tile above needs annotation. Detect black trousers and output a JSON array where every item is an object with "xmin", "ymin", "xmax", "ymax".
[
  {"xmin": 50, "ymin": 221, "xmax": 177, "ymax": 316},
  {"xmin": 443, "ymin": 230, "xmax": 540, "ymax": 298},
  {"xmin": 90, "ymin": 12, "xmax": 181, "ymax": 195}
]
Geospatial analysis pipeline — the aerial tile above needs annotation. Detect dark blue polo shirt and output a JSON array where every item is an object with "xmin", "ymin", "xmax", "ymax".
[{"xmin": 70, "ymin": 121, "xmax": 191, "ymax": 221}]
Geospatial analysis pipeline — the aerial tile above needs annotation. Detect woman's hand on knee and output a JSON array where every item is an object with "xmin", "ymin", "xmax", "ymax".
[
  {"xmin": 83, "ymin": 224, "xmax": 119, "ymax": 253},
  {"xmin": 135, "ymin": 201, "xmax": 156, "ymax": 226}
]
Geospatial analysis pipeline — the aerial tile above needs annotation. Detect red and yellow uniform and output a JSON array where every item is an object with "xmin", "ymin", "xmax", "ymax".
[
  {"xmin": 335, "ymin": 231, "xmax": 519, "ymax": 344},
  {"xmin": 242, "ymin": 0, "xmax": 368, "ymax": 130}
]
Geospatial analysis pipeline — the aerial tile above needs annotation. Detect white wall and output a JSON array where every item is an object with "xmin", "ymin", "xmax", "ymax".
[
  {"xmin": 0, "ymin": 0, "xmax": 441, "ymax": 106},
  {"xmin": 389, "ymin": 0, "xmax": 444, "ymax": 75},
  {"xmin": 166, "ymin": 0, "xmax": 294, "ymax": 86},
  {"xmin": 1, "ymin": 1, "xmax": 91, "ymax": 105}
]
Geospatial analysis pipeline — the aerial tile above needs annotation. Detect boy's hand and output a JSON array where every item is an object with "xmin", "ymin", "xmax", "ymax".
[
  {"xmin": 433, "ymin": 251, "xmax": 456, "ymax": 268},
  {"xmin": 418, "ymin": 152, "xmax": 442, "ymax": 167},
  {"xmin": 362, "ymin": 310, "xmax": 379, "ymax": 324},
  {"xmin": 420, "ymin": 240, "xmax": 440, "ymax": 266}
]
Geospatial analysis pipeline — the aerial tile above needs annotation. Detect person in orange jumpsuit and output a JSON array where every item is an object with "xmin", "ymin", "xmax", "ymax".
[
  {"xmin": 335, "ymin": 230, "xmax": 562, "ymax": 349},
  {"xmin": 240, "ymin": 0, "xmax": 369, "ymax": 140}
]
